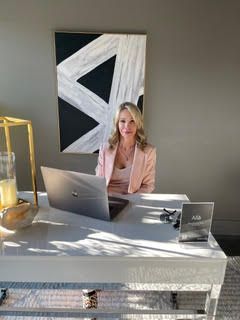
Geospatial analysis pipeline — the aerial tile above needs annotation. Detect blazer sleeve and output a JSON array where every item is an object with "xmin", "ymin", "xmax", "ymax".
[
  {"xmin": 95, "ymin": 144, "xmax": 104, "ymax": 176},
  {"xmin": 137, "ymin": 146, "xmax": 156, "ymax": 193}
]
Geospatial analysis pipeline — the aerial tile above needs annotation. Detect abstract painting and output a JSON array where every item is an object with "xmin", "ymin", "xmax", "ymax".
[{"xmin": 55, "ymin": 32, "xmax": 147, "ymax": 153}]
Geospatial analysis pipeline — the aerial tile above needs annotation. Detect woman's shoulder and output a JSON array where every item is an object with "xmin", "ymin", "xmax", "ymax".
[
  {"xmin": 99, "ymin": 142, "xmax": 116, "ymax": 153},
  {"xmin": 145, "ymin": 143, "xmax": 156, "ymax": 151},
  {"xmin": 139, "ymin": 143, "xmax": 156, "ymax": 154}
]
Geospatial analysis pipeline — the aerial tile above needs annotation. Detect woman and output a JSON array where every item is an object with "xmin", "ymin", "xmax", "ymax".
[
  {"xmin": 97, "ymin": 101, "xmax": 156, "ymax": 194},
  {"xmin": 82, "ymin": 102, "xmax": 156, "ymax": 310}
]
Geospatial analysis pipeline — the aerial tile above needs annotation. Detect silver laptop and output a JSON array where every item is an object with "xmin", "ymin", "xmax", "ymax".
[
  {"xmin": 41, "ymin": 166, "xmax": 129, "ymax": 221},
  {"xmin": 178, "ymin": 202, "xmax": 214, "ymax": 242}
]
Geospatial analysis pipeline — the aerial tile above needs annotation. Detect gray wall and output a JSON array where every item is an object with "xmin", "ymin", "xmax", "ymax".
[{"xmin": 0, "ymin": 0, "xmax": 240, "ymax": 234}]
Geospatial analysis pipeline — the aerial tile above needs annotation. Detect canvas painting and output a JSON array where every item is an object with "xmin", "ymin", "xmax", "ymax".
[{"xmin": 55, "ymin": 32, "xmax": 147, "ymax": 153}]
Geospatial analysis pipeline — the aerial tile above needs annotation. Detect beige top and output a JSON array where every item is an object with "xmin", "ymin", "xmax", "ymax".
[
  {"xmin": 96, "ymin": 142, "xmax": 156, "ymax": 193},
  {"xmin": 108, "ymin": 165, "xmax": 132, "ymax": 194}
]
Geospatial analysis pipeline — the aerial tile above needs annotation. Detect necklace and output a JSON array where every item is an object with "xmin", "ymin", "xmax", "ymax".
[{"xmin": 118, "ymin": 144, "xmax": 135, "ymax": 161}]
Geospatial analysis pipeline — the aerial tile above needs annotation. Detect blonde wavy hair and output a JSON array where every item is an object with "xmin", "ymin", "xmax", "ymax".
[{"xmin": 108, "ymin": 102, "xmax": 147, "ymax": 150}]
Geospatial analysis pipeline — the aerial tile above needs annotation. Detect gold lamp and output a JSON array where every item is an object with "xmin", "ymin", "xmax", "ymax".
[{"xmin": 0, "ymin": 116, "xmax": 38, "ymax": 230}]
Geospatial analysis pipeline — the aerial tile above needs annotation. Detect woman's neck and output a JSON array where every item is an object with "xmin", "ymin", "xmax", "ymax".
[{"xmin": 119, "ymin": 138, "xmax": 136, "ymax": 150}]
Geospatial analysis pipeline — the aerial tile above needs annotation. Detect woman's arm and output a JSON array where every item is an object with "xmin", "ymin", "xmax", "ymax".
[
  {"xmin": 95, "ymin": 145, "xmax": 104, "ymax": 176},
  {"xmin": 137, "ymin": 146, "xmax": 156, "ymax": 193}
]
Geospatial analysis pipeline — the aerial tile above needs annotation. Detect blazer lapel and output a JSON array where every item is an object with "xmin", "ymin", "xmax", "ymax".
[
  {"xmin": 129, "ymin": 145, "xmax": 145, "ymax": 192},
  {"xmin": 105, "ymin": 143, "xmax": 118, "ymax": 186}
]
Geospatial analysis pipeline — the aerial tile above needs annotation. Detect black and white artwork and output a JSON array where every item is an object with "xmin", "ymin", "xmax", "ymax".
[{"xmin": 55, "ymin": 32, "xmax": 147, "ymax": 153}]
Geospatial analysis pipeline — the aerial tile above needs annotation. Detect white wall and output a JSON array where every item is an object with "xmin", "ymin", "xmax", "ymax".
[{"xmin": 0, "ymin": 0, "xmax": 240, "ymax": 234}]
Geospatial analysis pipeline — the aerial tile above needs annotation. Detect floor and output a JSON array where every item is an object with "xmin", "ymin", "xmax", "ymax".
[{"xmin": 214, "ymin": 234, "xmax": 240, "ymax": 256}]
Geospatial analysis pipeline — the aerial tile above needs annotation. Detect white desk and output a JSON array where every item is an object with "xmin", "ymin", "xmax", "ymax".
[{"xmin": 0, "ymin": 192, "xmax": 227, "ymax": 319}]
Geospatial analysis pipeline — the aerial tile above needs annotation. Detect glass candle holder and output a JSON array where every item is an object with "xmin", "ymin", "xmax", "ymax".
[{"xmin": 0, "ymin": 152, "xmax": 18, "ymax": 208}]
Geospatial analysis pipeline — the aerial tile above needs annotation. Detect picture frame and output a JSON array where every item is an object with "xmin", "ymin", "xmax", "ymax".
[{"xmin": 54, "ymin": 31, "xmax": 147, "ymax": 153}]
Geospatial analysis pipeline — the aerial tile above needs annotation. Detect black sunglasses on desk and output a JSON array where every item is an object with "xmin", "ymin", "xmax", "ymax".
[{"xmin": 160, "ymin": 208, "xmax": 181, "ymax": 229}]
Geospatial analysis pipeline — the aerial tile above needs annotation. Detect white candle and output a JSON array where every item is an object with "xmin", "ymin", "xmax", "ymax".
[{"xmin": 0, "ymin": 179, "xmax": 18, "ymax": 208}]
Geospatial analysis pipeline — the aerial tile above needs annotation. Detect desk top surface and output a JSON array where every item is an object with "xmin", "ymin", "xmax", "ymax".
[{"xmin": 0, "ymin": 192, "xmax": 226, "ymax": 260}]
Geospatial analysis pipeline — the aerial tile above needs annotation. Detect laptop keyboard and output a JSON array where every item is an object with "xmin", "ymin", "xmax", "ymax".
[{"xmin": 108, "ymin": 196, "xmax": 129, "ymax": 219}]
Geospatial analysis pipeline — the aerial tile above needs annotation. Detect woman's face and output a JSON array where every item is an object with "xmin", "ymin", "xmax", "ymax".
[{"xmin": 118, "ymin": 109, "xmax": 137, "ymax": 140}]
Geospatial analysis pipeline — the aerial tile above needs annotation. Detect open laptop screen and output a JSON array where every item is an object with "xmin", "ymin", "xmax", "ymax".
[
  {"xmin": 178, "ymin": 202, "xmax": 214, "ymax": 242},
  {"xmin": 41, "ymin": 166, "xmax": 128, "ymax": 221}
]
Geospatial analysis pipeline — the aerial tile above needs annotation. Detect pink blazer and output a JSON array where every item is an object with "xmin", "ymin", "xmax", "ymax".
[{"xmin": 96, "ymin": 143, "xmax": 156, "ymax": 193}]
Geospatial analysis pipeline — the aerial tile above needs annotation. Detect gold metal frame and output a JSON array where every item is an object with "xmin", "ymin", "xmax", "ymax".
[{"xmin": 0, "ymin": 117, "xmax": 38, "ymax": 206}]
